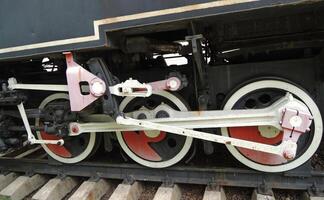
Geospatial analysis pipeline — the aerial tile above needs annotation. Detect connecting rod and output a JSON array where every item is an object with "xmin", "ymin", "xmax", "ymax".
[
  {"xmin": 69, "ymin": 94, "xmax": 313, "ymax": 160},
  {"xmin": 70, "ymin": 94, "xmax": 305, "ymax": 134}
]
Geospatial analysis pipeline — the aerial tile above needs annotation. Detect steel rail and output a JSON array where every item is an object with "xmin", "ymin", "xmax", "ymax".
[{"xmin": 0, "ymin": 157, "xmax": 322, "ymax": 191}]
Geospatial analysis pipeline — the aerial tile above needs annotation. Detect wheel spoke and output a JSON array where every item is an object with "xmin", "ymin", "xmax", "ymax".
[
  {"xmin": 116, "ymin": 91, "xmax": 193, "ymax": 168},
  {"xmin": 35, "ymin": 93, "xmax": 98, "ymax": 164},
  {"xmin": 221, "ymin": 80, "xmax": 322, "ymax": 172}
]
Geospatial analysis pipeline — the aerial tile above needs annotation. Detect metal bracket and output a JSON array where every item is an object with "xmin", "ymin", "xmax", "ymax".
[
  {"xmin": 109, "ymin": 79, "xmax": 152, "ymax": 97},
  {"xmin": 161, "ymin": 178, "xmax": 174, "ymax": 187},
  {"xmin": 149, "ymin": 76, "xmax": 183, "ymax": 92},
  {"xmin": 25, "ymin": 170, "xmax": 35, "ymax": 177},
  {"xmin": 17, "ymin": 103, "xmax": 64, "ymax": 145},
  {"xmin": 185, "ymin": 34, "xmax": 206, "ymax": 87},
  {"xmin": 56, "ymin": 173, "xmax": 67, "ymax": 180},
  {"xmin": 8, "ymin": 52, "xmax": 185, "ymax": 116},
  {"xmin": 109, "ymin": 76, "xmax": 183, "ymax": 97},
  {"xmin": 123, "ymin": 175, "xmax": 136, "ymax": 185},
  {"xmin": 89, "ymin": 174, "xmax": 101, "ymax": 182},
  {"xmin": 8, "ymin": 53, "xmax": 107, "ymax": 112},
  {"xmin": 65, "ymin": 52, "xmax": 107, "ymax": 111},
  {"xmin": 87, "ymin": 58, "xmax": 120, "ymax": 116},
  {"xmin": 257, "ymin": 180, "xmax": 273, "ymax": 196},
  {"xmin": 280, "ymin": 108, "xmax": 313, "ymax": 159},
  {"xmin": 206, "ymin": 183, "xmax": 220, "ymax": 191}
]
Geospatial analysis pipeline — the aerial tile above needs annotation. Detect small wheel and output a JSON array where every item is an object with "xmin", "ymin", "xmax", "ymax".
[
  {"xmin": 116, "ymin": 91, "xmax": 193, "ymax": 168},
  {"xmin": 221, "ymin": 80, "xmax": 323, "ymax": 172},
  {"xmin": 35, "ymin": 93, "xmax": 98, "ymax": 164}
]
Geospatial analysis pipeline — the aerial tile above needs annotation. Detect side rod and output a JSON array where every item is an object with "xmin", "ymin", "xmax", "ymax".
[
  {"xmin": 69, "ymin": 95, "xmax": 298, "ymax": 135},
  {"xmin": 115, "ymin": 115, "xmax": 297, "ymax": 157}
]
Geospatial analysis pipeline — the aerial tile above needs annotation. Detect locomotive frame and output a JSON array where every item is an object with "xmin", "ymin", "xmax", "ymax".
[{"xmin": 0, "ymin": 0, "xmax": 324, "ymax": 194}]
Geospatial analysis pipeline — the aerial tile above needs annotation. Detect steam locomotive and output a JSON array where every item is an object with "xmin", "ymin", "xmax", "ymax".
[{"xmin": 0, "ymin": 0, "xmax": 324, "ymax": 173}]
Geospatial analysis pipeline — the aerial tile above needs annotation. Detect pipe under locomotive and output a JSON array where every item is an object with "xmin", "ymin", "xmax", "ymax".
[{"xmin": 0, "ymin": 0, "xmax": 323, "ymax": 173}]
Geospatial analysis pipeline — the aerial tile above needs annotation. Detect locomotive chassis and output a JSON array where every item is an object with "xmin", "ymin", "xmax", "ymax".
[{"xmin": 0, "ymin": 0, "xmax": 324, "ymax": 195}]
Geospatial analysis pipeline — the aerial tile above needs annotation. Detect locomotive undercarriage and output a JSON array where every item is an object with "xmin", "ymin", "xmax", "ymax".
[
  {"xmin": 0, "ymin": 44, "xmax": 322, "ymax": 173},
  {"xmin": 0, "ymin": 5, "xmax": 323, "ymax": 174}
]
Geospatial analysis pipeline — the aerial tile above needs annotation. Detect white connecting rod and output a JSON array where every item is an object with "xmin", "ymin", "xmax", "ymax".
[
  {"xmin": 115, "ymin": 115, "xmax": 297, "ymax": 157},
  {"xmin": 17, "ymin": 103, "xmax": 64, "ymax": 145},
  {"xmin": 70, "ymin": 94, "xmax": 302, "ymax": 134},
  {"xmin": 68, "ymin": 94, "xmax": 311, "ymax": 158}
]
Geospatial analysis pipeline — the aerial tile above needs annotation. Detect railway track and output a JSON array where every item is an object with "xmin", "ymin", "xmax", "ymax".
[
  {"xmin": 1, "ymin": 1, "xmax": 324, "ymax": 199},
  {"xmin": 0, "ymin": 146, "xmax": 323, "ymax": 200},
  {"xmin": 0, "ymin": 172, "xmax": 322, "ymax": 200}
]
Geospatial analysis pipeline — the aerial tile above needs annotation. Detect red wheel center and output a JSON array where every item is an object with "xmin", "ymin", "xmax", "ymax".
[
  {"xmin": 122, "ymin": 131, "xmax": 166, "ymax": 161},
  {"xmin": 228, "ymin": 126, "xmax": 286, "ymax": 165},
  {"xmin": 40, "ymin": 132, "xmax": 72, "ymax": 158}
]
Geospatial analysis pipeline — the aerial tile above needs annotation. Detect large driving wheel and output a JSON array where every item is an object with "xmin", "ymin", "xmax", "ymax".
[
  {"xmin": 35, "ymin": 93, "xmax": 99, "ymax": 163},
  {"xmin": 116, "ymin": 91, "xmax": 193, "ymax": 168},
  {"xmin": 221, "ymin": 80, "xmax": 323, "ymax": 172}
]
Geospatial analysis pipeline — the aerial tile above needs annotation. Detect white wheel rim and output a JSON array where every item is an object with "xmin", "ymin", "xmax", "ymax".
[
  {"xmin": 116, "ymin": 91, "xmax": 193, "ymax": 168},
  {"xmin": 221, "ymin": 80, "xmax": 323, "ymax": 172},
  {"xmin": 35, "ymin": 93, "xmax": 96, "ymax": 164}
]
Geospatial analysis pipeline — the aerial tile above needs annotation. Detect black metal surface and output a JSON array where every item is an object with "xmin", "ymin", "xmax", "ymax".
[
  {"xmin": 0, "ymin": 0, "xmax": 311, "ymax": 61},
  {"xmin": 0, "ymin": 157, "xmax": 323, "ymax": 190},
  {"xmin": 87, "ymin": 58, "xmax": 119, "ymax": 117}
]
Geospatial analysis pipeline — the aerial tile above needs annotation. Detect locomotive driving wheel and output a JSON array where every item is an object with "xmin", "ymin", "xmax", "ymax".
[
  {"xmin": 35, "ymin": 93, "xmax": 99, "ymax": 163},
  {"xmin": 221, "ymin": 80, "xmax": 323, "ymax": 172},
  {"xmin": 116, "ymin": 91, "xmax": 193, "ymax": 168}
]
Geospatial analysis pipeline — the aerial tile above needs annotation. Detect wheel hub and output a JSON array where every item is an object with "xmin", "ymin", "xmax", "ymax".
[
  {"xmin": 144, "ymin": 130, "xmax": 162, "ymax": 138},
  {"xmin": 221, "ymin": 80, "xmax": 322, "ymax": 172},
  {"xmin": 36, "ymin": 93, "xmax": 98, "ymax": 163},
  {"xmin": 116, "ymin": 91, "xmax": 193, "ymax": 168},
  {"xmin": 258, "ymin": 126, "xmax": 281, "ymax": 138}
]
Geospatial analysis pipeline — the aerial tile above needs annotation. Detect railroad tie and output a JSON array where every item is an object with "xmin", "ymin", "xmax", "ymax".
[
  {"xmin": 0, "ymin": 173, "xmax": 18, "ymax": 191},
  {"xmin": 152, "ymin": 184, "xmax": 181, "ymax": 200},
  {"xmin": 109, "ymin": 181, "xmax": 143, "ymax": 200},
  {"xmin": 303, "ymin": 196, "xmax": 324, "ymax": 200},
  {"xmin": 0, "ymin": 174, "xmax": 48, "ymax": 200},
  {"xmin": 251, "ymin": 189, "xmax": 275, "ymax": 200},
  {"xmin": 302, "ymin": 191, "xmax": 324, "ymax": 200},
  {"xmin": 32, "ymin": 176, "xmax": 78, "ymax": 200},
  {"xmin": 68, "ymin": 178, "xmax": 111, "ymax": 200},
  {"xmin": 202, "ymin": 186, "xmax": 226, "ymax": 200}
]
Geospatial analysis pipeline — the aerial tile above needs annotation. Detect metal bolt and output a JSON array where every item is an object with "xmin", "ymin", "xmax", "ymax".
[
  {"xmin": 283, "ymin": 149, "xmax": 295, "ymax": 160},
  {"xmin": 166, "ymin": 78, "xmax": 180, "ymax": 91},
  {"xmin": 90, "ymin": 80, "xmax": 106, "ymax": 96},
  {"xmin": 168, "ymin": 80, "xmax": 178, "ymax": 89},
  {"xmin": 71, "ymin": 125, "xmax": 79, "ymax": 134},
  {"xmin": 57, "ymin": 140, "xmax": 64, "ymax": 146}
]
